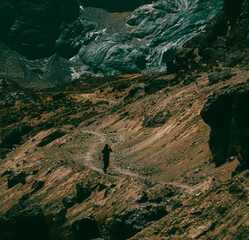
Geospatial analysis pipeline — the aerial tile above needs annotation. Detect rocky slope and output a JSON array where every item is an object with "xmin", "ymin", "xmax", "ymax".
[
  {"xmin": 170, "ymin": 0, "xmax": 249, "ymax": 73},
  {"xmin": 1, "ymin": 61, "xmax": 249, "ymax": 239},
  {"xmin": 1, "ymin": 0, "xmax": 249, "ymax": 239},
  {"xmin": 0, "ymin": 0, "xmax": 222, "ymax": 87}
]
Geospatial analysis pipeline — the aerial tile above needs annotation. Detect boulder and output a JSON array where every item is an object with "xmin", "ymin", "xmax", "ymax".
[
  {"xmin": 1, "ymin": 127, "xmax": 22, "ymax": 148},
  {"xmin": 1, "ymin": 169, "xmax": 13, "ymax": 178},
  {"xmin": 3, "ymin": 204, "xmax": 50, "ymax": 240},
  {"xmin": 44, "ymin": 168, "xmax": 52, "ymax": 176},
  {"xmin": 19, "ymin": 193, "xmax": 30, "ymax": 202},
  {"xmin": 72, "ymin": 216, "xmax": 100, "ymax": 240},
  {"xmin": 62, "ymin": 194, "xmax": 77, "ymax": 209},
  {"xmin": 7, "ymin": 171, "xmax": 26, "ymax": 189},
  {"xmin": 97, "ymin": 182, "xmax": 107, "ymax": 192},
  {"xmin": 52, "ymin": 93, "xmax": 67, "ymax": 101},
  {"xmin": 76, "ymin": 183, "xmax": 91, "ymax": 203},
  {"xmin": 201, "ymin": 82, "xmax": 249, "ymax": 168},
  {"xmin": 134, "ymin": 191, "xmax": 148, "ymax": 203},
  {"xmin": 109, "ymin": 203, "xmax": 168, "ymax": 240}
]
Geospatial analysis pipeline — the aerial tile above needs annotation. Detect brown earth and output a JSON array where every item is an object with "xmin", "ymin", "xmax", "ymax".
[{"xmin": 1, "ymin": 63, "xmax": 249, "ymax": 239}]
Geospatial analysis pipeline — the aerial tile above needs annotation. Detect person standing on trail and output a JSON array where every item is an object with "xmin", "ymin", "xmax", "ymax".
[{"xmin": 102, "ymin": 144, "xmax": 112, "ymax": 173}]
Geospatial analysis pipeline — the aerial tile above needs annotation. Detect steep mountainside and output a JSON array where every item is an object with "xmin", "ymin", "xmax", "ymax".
[
  {"xmin": 170, "ymin": 0, "xmax": 249, "ymax": 73},
  {"xmin": 0, "ymin": 0, "xmax": 222, "ymax": 87},
  {"xmin": 1, "ymin": 0, "xmax": 249, "ymax": 239},
  {"xmin": 1, "ymin": 63, "xmax": 249, "ymax": 239}
]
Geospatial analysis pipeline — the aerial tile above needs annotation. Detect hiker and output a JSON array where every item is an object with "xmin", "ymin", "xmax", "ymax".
[{"xmin": 102, "ymin": 144, "xmax": 112, "ymax": 173}]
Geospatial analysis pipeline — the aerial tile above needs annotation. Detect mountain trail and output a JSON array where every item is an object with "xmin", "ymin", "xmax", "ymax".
[{"xmin": 78, "ymin": 129, "xmax": 204, "ymax": 194}]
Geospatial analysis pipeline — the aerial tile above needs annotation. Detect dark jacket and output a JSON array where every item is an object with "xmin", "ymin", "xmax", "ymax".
[{"xmin": 102, "ymin": 145, "xmax": 112, "ymax": 158}]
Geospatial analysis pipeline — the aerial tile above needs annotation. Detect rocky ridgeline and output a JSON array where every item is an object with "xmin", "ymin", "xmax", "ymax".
[
  {"xmin": 0, "ymin": 0, "xmax": 222, "ymax": 87},
  {"xmin": 169, "ymin": 0, "xmax": 249, "ymax": 73}
]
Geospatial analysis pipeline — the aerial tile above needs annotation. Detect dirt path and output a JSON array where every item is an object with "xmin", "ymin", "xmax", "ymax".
[
  {"xmin": 78, "ymin": 130, "xmax": 140, "ymax": 179},
  {"xmin": 76, "ymin": 129, "xmax": 210, "ymax": 194}
]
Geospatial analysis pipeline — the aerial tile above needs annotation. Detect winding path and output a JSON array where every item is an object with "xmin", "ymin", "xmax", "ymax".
[{"xmin": 76, "ymin": 129, "xmax": 211, "ymax": 194}]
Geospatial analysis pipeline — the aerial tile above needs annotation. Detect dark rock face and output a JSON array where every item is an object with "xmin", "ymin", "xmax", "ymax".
[
  {"xmin": 109, "ymin": 203, "xmax": 168, "ymax": 240},
  {"xmin": 55, "ymin": 19, "xmax": 96, "ymax": 59},
  {"xmin": 172, "ymin": 10, "xmax": 228, "ymax": 71},
  {"xmin": 62, "ymin": 194, "xmax": 77, "ymax": 209},
  {"xmin": 1, "ymin": 204, "xmax": 50, "ymax": 240},
  {"xmin": 76, "ymin": 183, "xmax": 91, "ymax": 203},
  {"xmin": 1, "ymin": 0, "xmax": 79, "ymax": 59},
  {"xmin": 7, "ymin": 171, "xmax": 26, "ymax": 188},
  {"xmin": 79, "ymin": 0, "xmax": 153, "ymax": 12},
  {"xmin": 37, "ymin": 130, "xmax": 66, "ymax": 147},
  {"xmin": 72, "ymin": 216, "xmax": 100, "ymax": 240},
  {"xmin": 224, "ymin": 0, "xmax": 249, "ymax": 49},
  {"xmin": 172, "ymin": 0, "xmax": 249, "ymax": 72},
  {"xmin": 201, "ymin": 82, "xmax": 249, "ymax": 169},
  {"xmin": 0, "ymin": 124, "xmax": 33, "ymax": 159},
  {"xmin": 1, "ymin": 128, "xmax": 23, "ymax": 148}
]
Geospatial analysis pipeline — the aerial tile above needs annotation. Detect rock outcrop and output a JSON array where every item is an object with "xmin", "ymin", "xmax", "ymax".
[
  {"xmin": 0, "ymin": 0, "xmax": 79, "ymax": 59},
  {"xmin": 171, "ymin": 0, "xmax": 249, "ymax": 72},
  {"xmin": 0, "ymin": 204, "xmax": 50, "ymax": 240},
  {"xmin": 72, "ymin": 216, "xmax": 100, "ymax": 240},
  {"xmin": 7, "ymin": 171, "xmax": 26, "ymax": 188},
  {"xmin": 201, "ymin": 82, "xmax": 249, "ymax": 169},
  {"xmin": 0, "ymin": 79, "xmax": 40, "ymax": 108},
  {"xmin": 109, "ymin": 203, "xmax": 168, "ymax": 240}
]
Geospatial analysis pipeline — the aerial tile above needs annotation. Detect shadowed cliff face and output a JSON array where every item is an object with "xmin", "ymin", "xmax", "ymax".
[
  {"xmin": 171, "ymin": 0, "xmax": 249, "ymax": 72},
  {"xmin": 0, "ymin": 0, "xmax": 79, "ymax": 59},
  {"xmin": 201, "ymin": 82, "xmax": 249, "ymax": 170}
]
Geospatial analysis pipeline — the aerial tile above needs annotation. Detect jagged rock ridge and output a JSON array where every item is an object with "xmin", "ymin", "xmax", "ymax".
[{"xmin": 0, "ymin": 0, "xmax": 222, "ymax": 87}]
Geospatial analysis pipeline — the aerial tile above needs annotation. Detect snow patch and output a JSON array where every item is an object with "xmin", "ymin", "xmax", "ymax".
[{"xmin": 70, "ymin": 67, "xmax": 81, "ymax": 80}]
